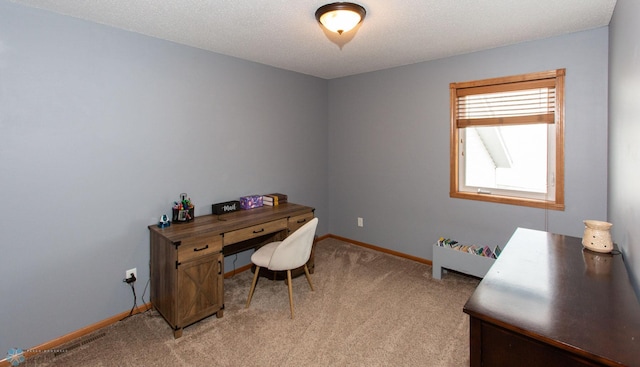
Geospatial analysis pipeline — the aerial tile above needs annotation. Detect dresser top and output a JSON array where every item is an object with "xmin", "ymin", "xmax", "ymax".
[{"xmin": 464, "ymin": 227, "xmax": 640, "ymax": 366}]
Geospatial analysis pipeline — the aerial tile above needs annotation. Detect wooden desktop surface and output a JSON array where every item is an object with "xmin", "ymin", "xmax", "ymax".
[
  {"xmin": 149, "ymin": 202, "xmax": 313, "ymax": 241},
  {"xmin": 464, "ymin": 227, "xmax": 640, "ymax": 367}
]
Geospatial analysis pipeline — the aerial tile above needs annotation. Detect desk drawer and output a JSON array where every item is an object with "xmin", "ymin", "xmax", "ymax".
[
  {"xmin": 223, "ymin": 218, "xmax": 288, "ymax": 245},
  {"xmin": 288, "ymin": 212, "xmax": 314, "ymax": 233},
  {"xmin": 178, "ymin": 234, "xmax": 222, "ymax": 263}
]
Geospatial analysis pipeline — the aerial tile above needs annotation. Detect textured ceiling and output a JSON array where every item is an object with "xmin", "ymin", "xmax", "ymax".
[{"xmin": 9, "ymin": 0, "xmax": 617, "ymax": 79}]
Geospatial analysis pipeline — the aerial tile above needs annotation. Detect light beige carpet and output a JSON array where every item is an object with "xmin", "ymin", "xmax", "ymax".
[{"xmin": 26, "ymin": 238, "xmax": 480, "ymax": 366}]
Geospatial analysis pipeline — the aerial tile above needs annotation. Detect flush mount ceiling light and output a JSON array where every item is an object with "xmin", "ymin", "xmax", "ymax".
[{"xmin": 315, "ymin": 2, "xmax": 366, "ymax": 35}]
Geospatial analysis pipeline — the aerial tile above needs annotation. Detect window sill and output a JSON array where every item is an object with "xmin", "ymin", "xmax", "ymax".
[{"xmin": 450, "ymin": 191, "xmax": 564, "ymax": 211}]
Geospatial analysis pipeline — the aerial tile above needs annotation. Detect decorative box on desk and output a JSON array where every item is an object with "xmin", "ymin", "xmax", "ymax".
[
  {"xmin": 240, "ymin": 195, "xmax": 263, "ymax": 209},
  {"xmin": 212, "ymin": 200, "xmax": 239, "ymax": 215}
]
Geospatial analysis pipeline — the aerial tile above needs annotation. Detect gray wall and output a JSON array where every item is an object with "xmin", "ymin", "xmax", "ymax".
[
  {"xmin": 0, "ymin": 1, "xmax": 328, "ymax": 353},
  {"xmin": 328, "ymin": 28, "xmax": 609, "ymax": 261},
  {"xmin": 609, "ymin": 0, "xmax": 640, "ymax": 297}
]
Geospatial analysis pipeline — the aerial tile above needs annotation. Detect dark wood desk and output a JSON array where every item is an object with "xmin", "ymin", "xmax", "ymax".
[
  {"xmin": 149, "ymin": 202, "xmax": 314, "ymax": 337},
  {"xmin": 464, "ymin": 228, "xmax": 640, "ymax": 367}
]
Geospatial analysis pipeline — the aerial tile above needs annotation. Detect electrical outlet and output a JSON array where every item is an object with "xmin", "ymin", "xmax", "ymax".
[
  {"xmin": 125, "ymin": 268, "xmax": 137, "ymax": 281},
  {"xmin": 357, "ymin": 217, "xmax": 364, "ymax": 227}
]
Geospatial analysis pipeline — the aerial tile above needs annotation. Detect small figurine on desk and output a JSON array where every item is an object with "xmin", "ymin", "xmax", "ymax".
[{"xmin": 158, "ymin": 214, "xmax": 170, "ymax": 228}]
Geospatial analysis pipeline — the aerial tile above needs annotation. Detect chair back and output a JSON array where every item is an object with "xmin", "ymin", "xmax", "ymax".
[{"xmin": 268, "ymin": 217, "xmax": 318, "ymax": 271}]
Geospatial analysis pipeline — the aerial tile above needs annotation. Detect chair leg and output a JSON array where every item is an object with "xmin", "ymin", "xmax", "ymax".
[
  {"xmin": 287, "ymin": 270, "xmax": 294, "ymax": 319},
  {"xmin": 246, "ymin": 265, "xmax": 261, "ymax": 308},
  {"xmin": 303, "ymin": 264, "xmax": 314, "ymax": 291}
]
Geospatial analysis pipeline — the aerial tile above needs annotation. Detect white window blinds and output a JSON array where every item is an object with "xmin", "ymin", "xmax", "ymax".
[{"xmin": 453, "ymin": 72, "xmax": 562, "ymax": 128}]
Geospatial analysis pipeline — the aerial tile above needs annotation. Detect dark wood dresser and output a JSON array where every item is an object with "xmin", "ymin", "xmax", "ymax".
[
  {"xmin": 148, "ymin": 202, "xmax": 314, "ymax": 338},
  {"xmin": 463, "ymin": 227, "xmax": 640, "ymax": 367}
]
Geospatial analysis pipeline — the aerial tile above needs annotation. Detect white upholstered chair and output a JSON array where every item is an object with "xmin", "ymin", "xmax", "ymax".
[{"xmin": 245, "ymin": 217, "xmax": 318, "ymax": 318}]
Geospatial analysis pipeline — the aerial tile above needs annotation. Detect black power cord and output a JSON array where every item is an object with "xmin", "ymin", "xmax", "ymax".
[
  {"xmin": 120, "ymin": 273, "xmax": 138, "ymax": 321},
  {"xmin": 140, "ymin": 278, "xmax": 152, "ymax": 313}
]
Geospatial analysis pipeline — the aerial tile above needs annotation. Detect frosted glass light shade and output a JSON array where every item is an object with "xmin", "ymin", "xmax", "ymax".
[{"xmin": 316, "ymin": 3, "xmax": 366, "ymax": 35}]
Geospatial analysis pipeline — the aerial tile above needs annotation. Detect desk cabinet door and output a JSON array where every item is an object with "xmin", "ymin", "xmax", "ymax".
[{"xmin": 176, "ymin": 252, "xmax": 224, "ymax": 328}]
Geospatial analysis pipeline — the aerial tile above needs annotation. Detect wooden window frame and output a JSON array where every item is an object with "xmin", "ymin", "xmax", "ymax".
[{"xmin": 450, "ymin": 69, "xmax": 565, "ymax": 210}]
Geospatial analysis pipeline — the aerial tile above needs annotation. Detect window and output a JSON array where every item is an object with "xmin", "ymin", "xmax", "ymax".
[{"xmin": 450, "ymin": 69, "xmax": 565, "ymax": 210}]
